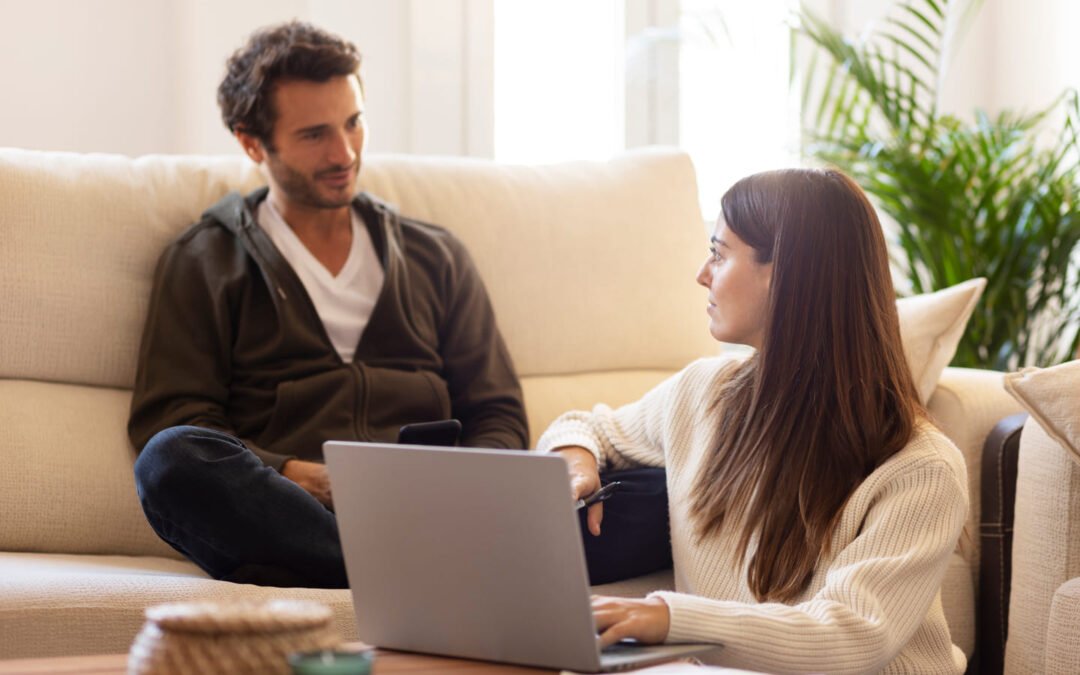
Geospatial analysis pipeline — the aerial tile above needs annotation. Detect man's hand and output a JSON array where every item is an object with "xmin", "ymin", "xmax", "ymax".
[
  {"xmin": 556, "ymin": 446, "xmax": 604, "ymax": 536},
  {"xmin": 592, "ymin": 595, "xmax": 671, "ymax": 648},
  {"xmin": 281, "ymin": 459, "xmax": 333, "ymax": 509}
]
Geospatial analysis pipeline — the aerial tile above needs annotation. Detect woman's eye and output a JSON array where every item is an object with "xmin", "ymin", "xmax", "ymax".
[{"xmin": 709, "ymin": 246, "xmax": 724, "ymax": 263}]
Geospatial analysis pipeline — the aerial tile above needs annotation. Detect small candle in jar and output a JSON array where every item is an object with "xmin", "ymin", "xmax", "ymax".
[{"xmin": 288, "ymin": 649, "xmax": 374, "ymax": 675}]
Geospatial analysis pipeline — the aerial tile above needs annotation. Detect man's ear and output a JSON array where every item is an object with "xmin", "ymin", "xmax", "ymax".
[{"xmin": 235, "ymin": 129, "xmax": 267, "ymax": 164}]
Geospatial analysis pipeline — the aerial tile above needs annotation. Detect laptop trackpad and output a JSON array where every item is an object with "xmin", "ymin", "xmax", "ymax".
[{"xmin": 599, "ymin": 642, "xmax": 721, "ymax": 671}]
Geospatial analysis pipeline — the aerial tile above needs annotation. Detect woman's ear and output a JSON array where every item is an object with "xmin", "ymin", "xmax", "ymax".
[{"xmin": 758, "ymin": 261, "xmax": 774, "ymax": 294}]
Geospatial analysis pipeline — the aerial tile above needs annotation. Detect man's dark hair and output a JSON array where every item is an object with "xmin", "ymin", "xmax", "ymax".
[{"xmin": 218, "ymin": 21, "xmax": 362, "ymax": 147}]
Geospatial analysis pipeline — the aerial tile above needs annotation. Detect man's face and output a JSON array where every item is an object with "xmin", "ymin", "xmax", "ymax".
[{"xmin": 242, "ymin": 75, "xmax": 367, "ymax": 211}]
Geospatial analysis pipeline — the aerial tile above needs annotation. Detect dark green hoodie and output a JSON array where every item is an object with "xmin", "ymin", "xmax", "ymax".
[{"xmin": 129, "ymin": 188, "xmax": 528, "ymax": 469}]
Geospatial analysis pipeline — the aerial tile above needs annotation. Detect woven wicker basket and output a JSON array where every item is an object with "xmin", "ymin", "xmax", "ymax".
[{"xmin": 128, "ymin": 599, "xmax": 340, "ymax": 674}]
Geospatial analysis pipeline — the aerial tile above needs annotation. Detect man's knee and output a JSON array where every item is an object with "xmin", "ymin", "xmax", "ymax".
[{"xmin": 133, "ymin": 425, "xmax": 239, "ymax": 501}]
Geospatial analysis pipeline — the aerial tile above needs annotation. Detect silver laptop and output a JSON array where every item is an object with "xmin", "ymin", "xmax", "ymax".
[{"xmin": 324, "ymin": 441, "xmax": 719, "ymax": 672}]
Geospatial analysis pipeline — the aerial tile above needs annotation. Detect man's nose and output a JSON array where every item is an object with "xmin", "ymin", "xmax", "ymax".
[{"xmin": 328, "ymin": 131, "xmax": 356, "ymax": 166}]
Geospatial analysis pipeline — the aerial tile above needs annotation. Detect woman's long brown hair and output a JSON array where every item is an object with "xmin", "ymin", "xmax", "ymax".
[{"xmin": 691, "ymin": 169, "xmax": 924, "ymax": 602}]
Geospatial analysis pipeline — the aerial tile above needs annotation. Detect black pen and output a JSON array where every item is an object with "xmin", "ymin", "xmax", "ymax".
[{"xmin": 574, "ymin": 481, "xmax": 622, "ymax": 510}]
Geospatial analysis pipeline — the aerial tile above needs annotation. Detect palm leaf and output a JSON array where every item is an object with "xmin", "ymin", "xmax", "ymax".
[{"xmin": 796, "ymin": 0, "xmax": 1080, "ymax": 368}]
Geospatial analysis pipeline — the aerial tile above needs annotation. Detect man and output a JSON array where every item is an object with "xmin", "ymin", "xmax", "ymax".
[{"xmin": 129, "ymin": 21, "xmax": 528, "ymax": 589}]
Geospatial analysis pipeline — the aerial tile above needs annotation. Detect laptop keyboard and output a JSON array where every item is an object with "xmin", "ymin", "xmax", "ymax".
[{"xmin": 601, "ymin": 639, "xmax": 644, "ymax": 654}]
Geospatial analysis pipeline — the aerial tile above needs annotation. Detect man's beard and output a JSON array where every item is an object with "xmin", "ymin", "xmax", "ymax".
[{"xmin": 265, "ymin": 154, "xmax": 358, "ymax": 209}]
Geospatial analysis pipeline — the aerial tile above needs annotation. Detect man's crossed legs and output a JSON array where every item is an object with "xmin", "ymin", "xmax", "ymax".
[
  {"xmin": 134, "ymin": 426, "xmax": 670, "ymax": 589},
  {"xmin": 133, "ymin": 426, "xmax": 348, "ymax": 588}
]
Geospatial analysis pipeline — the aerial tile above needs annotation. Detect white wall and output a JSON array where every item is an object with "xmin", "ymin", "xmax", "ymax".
[
  {"xmin": 978, "ymin": 1, "xmax": 1080, "ymax": 116},
  {"xmin": 1, "ymin": 0, "xmax": 1077, "ymax": 157},
  {"xmin": 0, "ymin": 0, "xmax": 490, "ymax": 157},
  {"xmin": 0, "ymin": 0, "xmax": 181, "ymax": 155},
  {"xmin": 821, "ymin": 0, "xmax": 1080, "ymax": 122}
]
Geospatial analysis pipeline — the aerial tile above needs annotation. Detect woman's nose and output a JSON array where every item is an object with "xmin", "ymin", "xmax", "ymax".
[{"xmin": 695, "ymin": 259, "xmax": 710, "ymax": 288}]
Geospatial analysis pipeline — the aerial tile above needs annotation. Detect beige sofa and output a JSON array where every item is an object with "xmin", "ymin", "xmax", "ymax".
[
  {"xmin": 1001, "ymin": 361, "xmax": 1080, "ymax": 674},
  {"xmin": 0, "ymin": 147, "xmax": 1021, "ymax": 661}
]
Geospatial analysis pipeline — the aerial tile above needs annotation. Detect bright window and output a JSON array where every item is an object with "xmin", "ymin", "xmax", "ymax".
[
  {"xmin": 492, "ymin": 0, "xmax": 798, "ymax": 221},
  {"xmin": 678, "ymin": 0, "xmax": 798, "ymax": 221},
  {"xmin": 493, "ymin": 0, "xmax": 626, "ymax": 164}
]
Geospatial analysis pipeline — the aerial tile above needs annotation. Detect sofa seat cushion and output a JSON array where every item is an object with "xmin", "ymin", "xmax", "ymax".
[
  {"xmin": 0, "ymin": 551, "xmax": 973, "ymax": 661},
  {"xmin": 0, "ymin": 552, "xmax": 357, "ymax": 659},
  {"xmin": 0, "ymin": 556, "xmax": 676, "ymax": 661},
  {"xmin": 0, "ymin": 379, "xmax": 178, "ymax": 559}
]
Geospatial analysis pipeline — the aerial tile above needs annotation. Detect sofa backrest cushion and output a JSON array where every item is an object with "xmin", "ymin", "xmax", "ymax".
[
  {"xmin": 358, "ymin": 151, "xmax": 716, "ymax": 378},
  {"xmin": 0, "ymin": 151, "xmax": 264, "ymax": 390},
  {"xmin": 0, "ymin": 148, "xmax": 714, "ymax": 391}
]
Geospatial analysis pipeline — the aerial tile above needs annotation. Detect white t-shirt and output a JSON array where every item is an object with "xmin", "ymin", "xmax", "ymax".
[{"xmin": 257, "ymin": 199, "xmax": 385, "ymax": 362}]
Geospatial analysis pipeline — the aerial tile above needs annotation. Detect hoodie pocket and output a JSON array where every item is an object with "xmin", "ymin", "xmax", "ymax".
[
  {"xmin": 359, "ymin": 365, "xmax": 453, "ymax": 440},
  {"xmin": 255, "ymin": 369, "xmax": 356, "ymax": 455}
]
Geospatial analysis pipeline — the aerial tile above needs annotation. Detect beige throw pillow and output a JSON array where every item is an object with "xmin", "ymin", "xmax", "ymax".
[
  {"xmin": 723, "ymin": 278, "xmax": 982, "ymax": 403},
  {"xmin": 897, "ymin": 277, "xmax": 986, "ymax": 404},
  {"xmin": 1004, "ymin": 359, "xmax": 1080, "ymax": 459}
]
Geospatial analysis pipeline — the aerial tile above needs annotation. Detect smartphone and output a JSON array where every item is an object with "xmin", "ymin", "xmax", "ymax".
[{"xmin": 397, "ymin": 419, "xmax": 462, "ymax": 447}]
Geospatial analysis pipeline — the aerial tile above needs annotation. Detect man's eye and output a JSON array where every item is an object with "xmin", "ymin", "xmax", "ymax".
[{"xmin": 302, "ymin": 131, "xmax": 322, "ymax": 141}]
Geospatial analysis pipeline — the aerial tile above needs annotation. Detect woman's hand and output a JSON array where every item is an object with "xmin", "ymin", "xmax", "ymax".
[
  {"xmin": 555, "ymin": 446, "xmax": 604, "ymax": 536},
  {"xmin": 592, "ymin": 595, "xmax": 671, "ymax": 648}
]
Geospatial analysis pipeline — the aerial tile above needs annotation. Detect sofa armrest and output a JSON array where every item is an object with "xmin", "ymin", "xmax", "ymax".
[
  {"xmin": 927, "ymin": 368, "xmax": 1026, "ymax": 559},
  {"xmin": 976, "ymin": 413, "xmax": 1028, "ymax": 675},
  {"xmin": 1045, "ymin": 577, "xmax": 1080, "ymax": 674},
  {"xmin": 929, "ymin": 368, "xmax": 1026, "ymax": 466}
]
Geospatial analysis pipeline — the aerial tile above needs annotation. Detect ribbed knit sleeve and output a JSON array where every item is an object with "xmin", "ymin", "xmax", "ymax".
[
  {"xmin": 535, "ymin": 358, "xmax": 727, "ymax": 470},
  {"xmin": 651, "ymin": 455, "xmax": 967, "ymax": 674}
]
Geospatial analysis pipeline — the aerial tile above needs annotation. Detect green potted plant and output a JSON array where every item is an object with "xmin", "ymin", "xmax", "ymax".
[{"xmin": 795, "ymin": 0, "xmax": 1080, "ymax": 369}]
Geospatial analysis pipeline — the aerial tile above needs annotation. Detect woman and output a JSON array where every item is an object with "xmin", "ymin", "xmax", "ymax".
[{"xmin": 538, "ymin": 169, "xmax": 967, "ymax": 674}]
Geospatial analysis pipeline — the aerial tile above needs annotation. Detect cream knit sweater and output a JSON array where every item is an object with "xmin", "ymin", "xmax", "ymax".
[{"xmin": 537, "ymin": 357, "xmax": 968, "ymax": 675}]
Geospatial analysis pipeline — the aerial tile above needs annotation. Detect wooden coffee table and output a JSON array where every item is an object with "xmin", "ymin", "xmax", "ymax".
[{"xmin": 0, "ymin": 645, "xmax": 551, "ymax": 674}]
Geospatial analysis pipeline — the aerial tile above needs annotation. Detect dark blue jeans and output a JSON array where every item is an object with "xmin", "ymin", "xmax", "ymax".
[
  {"xmin": 578, "ymin": 467, "xmax": 672, "ymax": 585},
  {"xmin": 134, "ymin": 426, "xmax": 669, "ymax": 589},
  {"xmin": 133, "ymin": 426, "xmax": 347, "ymax": 588}
]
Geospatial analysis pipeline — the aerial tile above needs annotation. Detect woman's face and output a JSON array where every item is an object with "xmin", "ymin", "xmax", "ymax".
[{"xmin": 695, "ymin": 218, "xmax": 773, "ymax": 349}]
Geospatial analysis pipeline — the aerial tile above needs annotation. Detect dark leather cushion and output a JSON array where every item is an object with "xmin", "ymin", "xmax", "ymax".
[
  {"xmin": 976, "ymin": 412, "xmax": 1028, "ymax": 675},
  {"xmin": 578, "ymin": 467, "xmax": 672, "ymax": 584}
]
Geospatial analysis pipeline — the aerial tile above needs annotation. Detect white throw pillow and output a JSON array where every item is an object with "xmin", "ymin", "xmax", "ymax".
[
  {"xmin": 1004, "ymin": 359, "xmax": 1080, "ymax": 459},
  {"xmin": 897, "ymin": 277, "xmax": 987, "ymax": 404}
]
